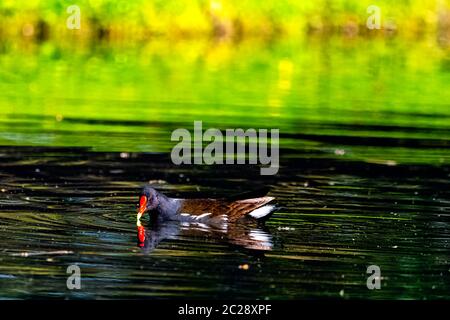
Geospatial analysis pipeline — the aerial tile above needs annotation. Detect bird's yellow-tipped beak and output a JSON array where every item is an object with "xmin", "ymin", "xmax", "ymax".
[
  {"xmin": 136, "ymin": 215, "xmax": 142, "ymax": 227},
  {"xmin": 136, "ymin": 195, "xmax": 147, "ymax": 226}
]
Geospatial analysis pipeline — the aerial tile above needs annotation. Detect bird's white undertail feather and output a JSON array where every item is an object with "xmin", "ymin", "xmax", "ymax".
[{"xmin": 248, "ymin": 205, "xmax": 276, "ymax": 219}]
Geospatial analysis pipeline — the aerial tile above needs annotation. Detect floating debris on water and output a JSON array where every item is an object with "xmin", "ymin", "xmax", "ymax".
[
  {"xmin": 277, "ymin": 226, "xmax": 295, "ymax": 231},
  {"xmin": 238, "ymin": 264, "xmax": 250, "ymax": 270}
]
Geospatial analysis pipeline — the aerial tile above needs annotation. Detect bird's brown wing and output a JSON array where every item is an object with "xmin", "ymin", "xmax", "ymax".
[{"xmin": 179, "ymin": 197, "xmax": 275, "ymax": 222}]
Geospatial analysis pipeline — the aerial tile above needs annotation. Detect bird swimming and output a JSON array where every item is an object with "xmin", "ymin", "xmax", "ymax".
[{"xmin": 136, "ymin": 185, "xmax": 278, "ymax": 227}]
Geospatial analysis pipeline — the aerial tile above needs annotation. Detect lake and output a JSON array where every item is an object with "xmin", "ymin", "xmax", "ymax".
[{"xmin": 0, "ymin": 35, "xmax": 449, "ymax": 299}]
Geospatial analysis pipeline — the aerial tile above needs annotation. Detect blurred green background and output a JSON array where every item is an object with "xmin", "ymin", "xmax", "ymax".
[{"xmin": 0, "ymin": 0, "xmax": 449, "ymax": 164}]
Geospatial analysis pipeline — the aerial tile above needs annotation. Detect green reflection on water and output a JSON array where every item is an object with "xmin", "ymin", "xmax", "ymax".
[{"xmin": 0, "ymin": 36, "xmax": 449, "ymax": 164}]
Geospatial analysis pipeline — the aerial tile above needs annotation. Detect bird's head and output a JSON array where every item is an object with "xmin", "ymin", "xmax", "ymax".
[{"xmin": 137, "ymin": 186, "xmax": 159, "ymax": 222}]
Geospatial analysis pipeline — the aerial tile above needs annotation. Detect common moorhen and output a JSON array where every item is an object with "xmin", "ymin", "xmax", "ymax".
[{"xmin": 136, "ymin": 186, "xmax": 277, "ymax": 226}]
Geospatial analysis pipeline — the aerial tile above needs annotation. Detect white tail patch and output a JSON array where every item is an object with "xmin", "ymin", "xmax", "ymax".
[{"xmin": 248, "ymin": 205, "xmax": 276, "ymax": 219}]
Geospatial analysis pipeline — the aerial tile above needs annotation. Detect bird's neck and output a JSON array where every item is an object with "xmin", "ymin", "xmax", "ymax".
[{"xmin": 156, "ymin": 192, "xmax": 181, "ymax": 219}]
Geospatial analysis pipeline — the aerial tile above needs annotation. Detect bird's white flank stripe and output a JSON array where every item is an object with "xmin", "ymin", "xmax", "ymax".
[{"xmin": 195, "ymin": 213, "xmax": 212, "ymax": 220}]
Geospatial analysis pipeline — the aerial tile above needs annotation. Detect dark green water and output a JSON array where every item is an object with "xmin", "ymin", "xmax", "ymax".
[
  {"xmin": 0, "ymin": 146, "xmax": 449, "ymax": 299},
  {"xmin": 0, "ymin": 37, "xmax": 449, "ymax": 299}
]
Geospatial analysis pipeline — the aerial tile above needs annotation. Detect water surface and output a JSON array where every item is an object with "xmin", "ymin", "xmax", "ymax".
[
  {"xmin": 0, "ymin": 144, "xmax": 448, "ymax": 299},
  {"xmin": 0, "ymin": 36, "xmax": 449, "ymax": 299}
]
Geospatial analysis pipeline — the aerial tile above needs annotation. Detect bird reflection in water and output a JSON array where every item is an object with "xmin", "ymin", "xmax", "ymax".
[{"xmin": 136, "ymin": 219, "xmax": 274, "ymax": 253}]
